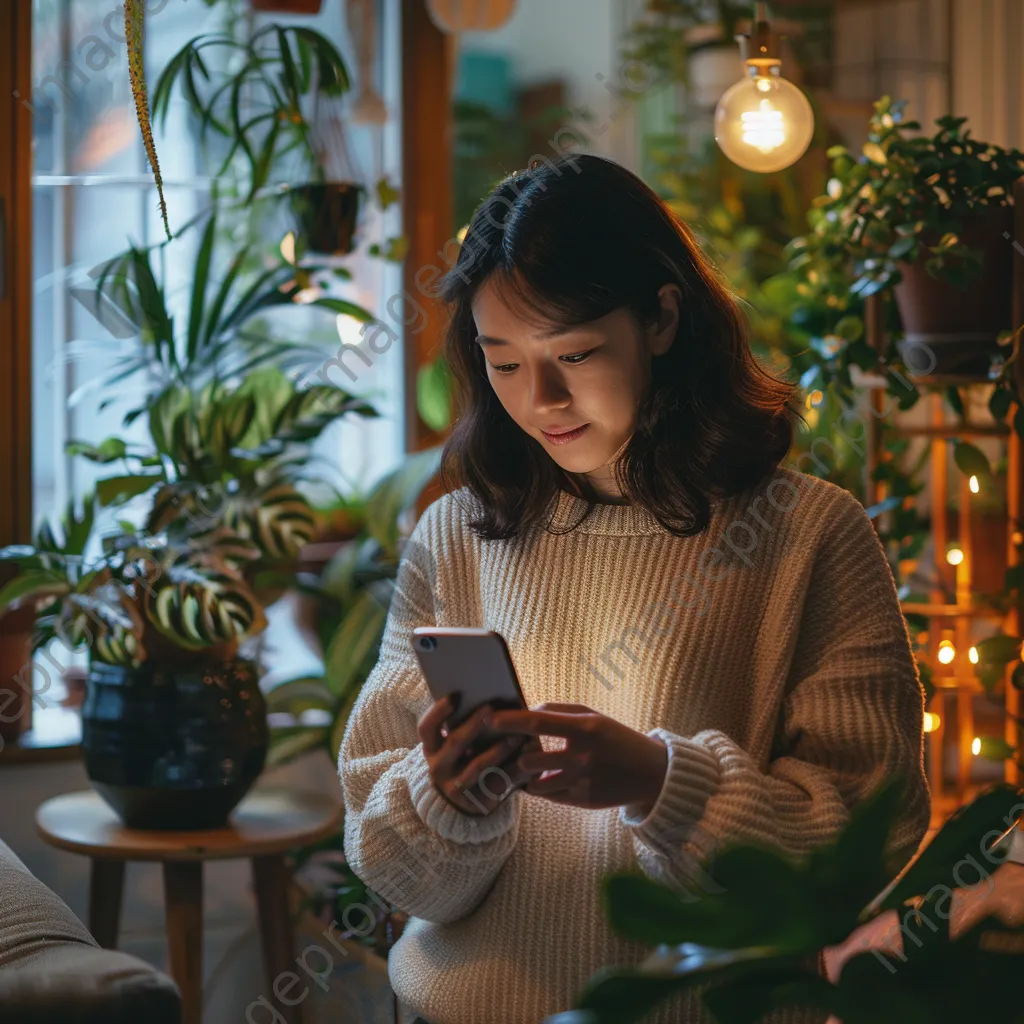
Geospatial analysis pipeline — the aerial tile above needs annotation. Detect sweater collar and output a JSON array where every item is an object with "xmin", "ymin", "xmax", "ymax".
[{"xmin": 547, "ymin": 489, "xmax": 669, "ymax": 536}]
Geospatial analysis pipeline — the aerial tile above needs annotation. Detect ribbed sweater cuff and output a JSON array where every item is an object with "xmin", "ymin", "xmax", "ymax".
[
  {"xmin": 618, "ymin": 728, "xmax": 721, "ymax": 848},
  {"xmin": 405, "ymin": 742, "xmax": 520, "ymax": 844}
]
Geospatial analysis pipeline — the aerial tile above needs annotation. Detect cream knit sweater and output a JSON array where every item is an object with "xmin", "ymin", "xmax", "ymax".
[{"xmin": 338, "ymin": 466, "xmax": 931, "ymax": 1024}]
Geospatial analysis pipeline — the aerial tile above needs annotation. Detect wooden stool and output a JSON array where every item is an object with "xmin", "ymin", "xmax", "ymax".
[{"xmin": 35, "ymin": 786, "xmax": 343, "ymax": 1024}]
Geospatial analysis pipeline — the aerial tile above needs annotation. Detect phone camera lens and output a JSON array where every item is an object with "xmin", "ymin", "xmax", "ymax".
[{"xmin": 418, "ymin": 636, "xmax": 437, "ymax": 651}]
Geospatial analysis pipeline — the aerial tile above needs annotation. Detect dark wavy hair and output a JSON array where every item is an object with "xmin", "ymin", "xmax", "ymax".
[{"xmin": 436, "ymin": 152, "xmax": 800, "ymax": 541}]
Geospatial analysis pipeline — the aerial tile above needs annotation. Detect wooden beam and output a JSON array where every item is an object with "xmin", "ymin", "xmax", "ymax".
[
  {"xmin": 0, "ymin": 0, "xmax": 35, "ymax": 744},
  {"xmin": 401, "ymin": 1, "xmax": 453, "ymax": 463}
]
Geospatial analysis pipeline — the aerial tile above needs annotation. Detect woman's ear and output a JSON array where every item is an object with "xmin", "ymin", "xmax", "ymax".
[{"xmin": 647, "ymin": 284, "xmax": 682, "ymax": 357}]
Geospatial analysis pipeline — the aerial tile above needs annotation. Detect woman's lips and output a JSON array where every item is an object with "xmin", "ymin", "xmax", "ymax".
[{"xmin": 541, "ymin": 424, "xmax": 590, "ymax": 445}]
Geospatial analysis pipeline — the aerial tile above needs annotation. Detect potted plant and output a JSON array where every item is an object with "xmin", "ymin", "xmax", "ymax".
[
  {"xmin": 0, "ymin": 497, "xmax": 270, "ymax": 829},
  {"xmin": 543, "ymin": 777, "xmax": 1024, "ymax": 1024},
  {"xmin": 807, "ymin": 96, "xmax": 1024, "ymax": 379},
  {"xmin": 0, "ymin": 213, "xmax": 383, "ymax": 829},
  {"xmin": 153, "ymin": 24, "xmax": 388, "ymax": 256}
]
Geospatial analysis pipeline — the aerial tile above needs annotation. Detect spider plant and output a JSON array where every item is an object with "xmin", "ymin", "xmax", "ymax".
[{"xmin": 152, "ymin": 24, "xmax": 351, "ymax": 203}]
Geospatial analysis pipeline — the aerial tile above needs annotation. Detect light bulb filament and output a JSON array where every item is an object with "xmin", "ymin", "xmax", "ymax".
[{"xmin": 740, "ymin": 101, "xmax": 786, "ymax": 152}]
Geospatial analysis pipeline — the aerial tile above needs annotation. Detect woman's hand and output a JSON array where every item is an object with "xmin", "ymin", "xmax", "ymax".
[
  {"xmin": 418, "ymin": 695, "xmax": 543, "ymax": 817},
  {"xmin": 489, "ymin": 702, "xmax": 669, "ymax": 812}
]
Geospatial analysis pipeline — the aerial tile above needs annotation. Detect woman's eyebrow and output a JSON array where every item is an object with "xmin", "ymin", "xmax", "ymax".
[{"xmin": 474, "ymin": 325, "xmax": 575, "ymax": 347}]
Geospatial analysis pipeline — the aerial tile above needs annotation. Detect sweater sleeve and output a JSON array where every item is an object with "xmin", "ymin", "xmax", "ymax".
[
  {"xmin": 618, "ymin": 488, "xmax": 931, "ymax": 895},
  {"xmin": 338, "ymin": 497, "xmax": 524, "ymax": 925}
]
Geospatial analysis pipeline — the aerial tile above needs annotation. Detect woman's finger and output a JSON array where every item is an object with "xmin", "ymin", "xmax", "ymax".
[
  {"xmin": 436, "ymin": 703, "xmax": 497, "ymax": 773},
  {"xmin": 453, "ymin": 735, "xmax": 523, "ymax": 790},
  {"xmin": 517, "ymin": 748, "xmax": 580, "ymax": 775},
  {"xmin": 419, "ymin": 694, "xmax": 454, "ymax": 755},
  {"xmin": 489, "ymin": 708, "xmax": 592, "ymax": 739}
]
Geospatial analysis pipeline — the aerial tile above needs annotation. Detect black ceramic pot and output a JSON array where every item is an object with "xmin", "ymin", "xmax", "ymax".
[
  {"xmin": 81, "ymin": 658, "xmax": 268, "ymax": 830},
  {"xmin": 290, "ymin": 182, "xmax": 363, "ymax": 255}
]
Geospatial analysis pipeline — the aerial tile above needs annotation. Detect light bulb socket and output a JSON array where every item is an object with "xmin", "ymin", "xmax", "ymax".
[{"xmin": 735, "ymin": 2, "xmax": 781, "ymax": 68}]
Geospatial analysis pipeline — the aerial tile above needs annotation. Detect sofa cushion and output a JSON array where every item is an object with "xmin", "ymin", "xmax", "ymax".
[{"xmin": 0, "ymin": 838, "xmax": 180, "ymax": 1024}]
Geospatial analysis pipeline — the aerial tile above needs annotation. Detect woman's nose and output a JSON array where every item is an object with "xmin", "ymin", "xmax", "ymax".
[{"xmin": 528, "ymin": 362, "xmax": 571, "ymax": 412}]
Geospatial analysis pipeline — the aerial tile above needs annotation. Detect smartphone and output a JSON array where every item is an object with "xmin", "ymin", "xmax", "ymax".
[{"xmin": 412, "ymin": 627, "xmax": 530, "ymax": 771}]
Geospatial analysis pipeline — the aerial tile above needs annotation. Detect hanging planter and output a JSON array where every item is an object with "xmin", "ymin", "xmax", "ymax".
[
  {"xmin": 249, "ymin": 0, "xmax": 323, "ymax": 12},
  {"xmin": 289, "ymin": 182, "xmax": 364, "ymax": 256}
]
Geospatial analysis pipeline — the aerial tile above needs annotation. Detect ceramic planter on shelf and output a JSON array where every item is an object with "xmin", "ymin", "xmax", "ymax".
[
  {"xmin": 81, "ymin": 657, "xmax": 268, "ymax": 830},
  {"xmin": 894, "ymin": 203, "xmax": 1015, "ymax": 379},
  {"xmin": 290, "ymin": 182, "xmax": 363, "ymax": 256}
]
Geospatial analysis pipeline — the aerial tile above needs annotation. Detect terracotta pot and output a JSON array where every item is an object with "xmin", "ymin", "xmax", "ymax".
[{"xmin": 894, "ymin": 203, "xmax": 1015, "ymax": 379}]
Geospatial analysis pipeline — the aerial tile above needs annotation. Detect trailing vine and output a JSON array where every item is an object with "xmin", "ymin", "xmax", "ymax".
[{"xmin": 124, "ymin": 0, "xmax": 171, "ymax": 240}]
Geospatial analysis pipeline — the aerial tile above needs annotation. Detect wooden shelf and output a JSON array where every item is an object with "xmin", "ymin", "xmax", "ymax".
[{"xmin": 900, "ymin": 602, "xmax": 1008, "ymax": 620}]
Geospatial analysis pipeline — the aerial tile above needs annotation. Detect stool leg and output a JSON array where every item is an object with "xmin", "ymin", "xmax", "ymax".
[
  {"xmin": 252, "ymin": 854, "xmax": 302, "ymax": 1024},
  {"xmin": 89, "ymin": 859, "xmax": 124, "ymax": 949},
  {"xmin": 163, "ymin": 862, "xmax": 203, "ymax": 1024}
]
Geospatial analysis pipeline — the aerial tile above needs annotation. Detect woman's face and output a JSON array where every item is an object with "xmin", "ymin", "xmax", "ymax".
[{"xmin": 471, "ymin": 278, "xmax": 681, "ymax": 501}]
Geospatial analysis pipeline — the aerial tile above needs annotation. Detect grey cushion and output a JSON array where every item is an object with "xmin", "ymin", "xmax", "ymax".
[{"xmin": 0, "ymin": 838, "xmax": 181, "ymax": 1024}]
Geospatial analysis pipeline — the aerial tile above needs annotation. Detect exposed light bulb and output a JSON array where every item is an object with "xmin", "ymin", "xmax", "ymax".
[
  {"xmin": 946, "ymin": 547, "xmax": 964, "ymax": 566},
  {"xmin": 969, "ymin": 475, "xmax": 980, "ymax": 493},
  {"xmin": 972, "ymin": 736, "xmax": 982, "ymax": 756},
  {"xmin": 714, "ymin": 65, "xmax": 814, "ymax": 173},
  {"xmin": 969, "ymin": 646, "xmax": 979, "ymax": 664},
  {"xmin": 937, "ymin": 640, "xmax": 956, "ymax": 665},
  {"xmin": 923, "ymin": 711, "xmax": 941, "ymax": 733}
]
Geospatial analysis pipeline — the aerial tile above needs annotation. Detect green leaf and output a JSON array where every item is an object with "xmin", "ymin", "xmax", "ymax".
[
  {"xmin": 952, "ymin": 439, "xmax": 991, "ymax": 481},
  {"xmin": 974, "ymin": 633, "xmax": 1023, "ymax": 666},
  {"xmin": 324, "ymin": 589, "xmax": 387, "ymax": 699},
  {"xmin": 266, "ymin": 675, "xmax": 334, "ymax": 715},
  {"xmin": 66, "ymin": 437, "xmax": 129, "ymax": 463},
  {"xmin": 874, "ymin": 783, "xmax": 1022, "ymax": 913},
  {"xmin": 186, "ymin": 214, "xmax": 217, "ymax": 362},
  {"xmin": 417, "ymin": 358, "xmax": 453, "ymax": 432},
  {"xmin": 989, "ymin": 387, "xmax": 1013, "ymax": 422},
  {"xmin": 0, "ymin": 570, "xmax": 69, "ymax": 612},
  {"xmin": 267, "ymin": 726, "xmax": 329, "ymax": 767},
  {"xmin": 307, "ymin": 297, "xmax": 376, "ymax": 323},
  {"xmin": 96, "ymin": 473, "xmax": 163, "ymax": 507},
  {"xmin": 364, "ymin": 447, "xmax": 442, "ymax": 553}
]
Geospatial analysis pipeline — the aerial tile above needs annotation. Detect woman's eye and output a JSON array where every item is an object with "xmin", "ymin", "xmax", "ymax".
[
  {"xmin": 561, "ymin": 350, "xmax": 594, "ymax": 365},
  {"xmin": 491, "ymin": 350, "xmax": 593, "ymax": 374}
]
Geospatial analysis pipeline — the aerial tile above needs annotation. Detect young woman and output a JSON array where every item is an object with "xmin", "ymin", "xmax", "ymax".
[{"xmin": 339, "ymin": 153, "xmax": 930, "ymax": 1024}]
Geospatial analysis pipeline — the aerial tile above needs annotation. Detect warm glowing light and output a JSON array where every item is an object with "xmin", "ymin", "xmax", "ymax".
[
  {"xmin": 806, "ymin": 389, "xmax": 824, "ymax": 408},
  {"xmin": 969, "ymin": 646, "xmax": 979, "ymax": 664},
  {"xmin": 714, "ymin": 69, "xmax": 814, "ymax": 173},
  {"xmin": 937, "ymin": 640, "xmax": 956, "ymax": 665},
  {"xmin": 280, "ymin": 231, "xmax": 296, "ymax": 265},
  {"xmin": 969, "ymin": 475, "xmax": 980, "ymax": 494},
  {"xmin": 972, "ymin": 737, "xmax": 982, "ymax": 756},
  {"xmin": 946, "ymin": 547, "xmax": 964, "ymax": 566},
  {"xmin": 923, "ymin": 712, "xmax": 941, "ymax": 733}
]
